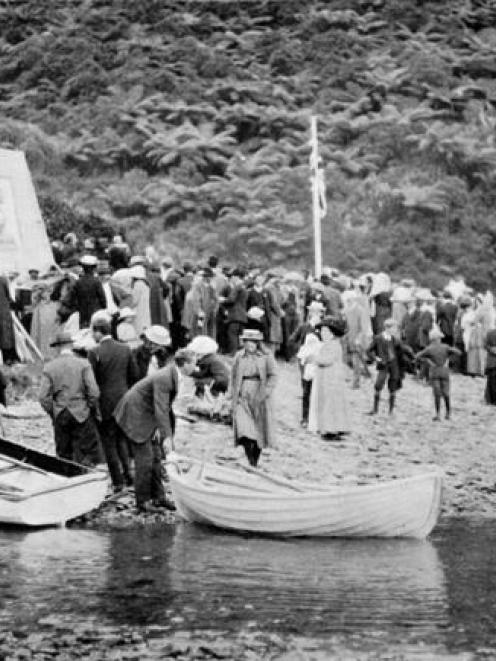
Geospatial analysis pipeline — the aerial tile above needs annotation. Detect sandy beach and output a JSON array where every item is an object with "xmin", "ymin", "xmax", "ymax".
[{"xmin": 2, "ymin": 361, "xmax": 495, "ymax": 522}]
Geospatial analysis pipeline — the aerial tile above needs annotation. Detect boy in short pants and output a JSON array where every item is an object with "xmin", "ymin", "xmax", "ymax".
[{"xmin": 415, "ymin": 327, "xmax": 461, "ymax": 420}]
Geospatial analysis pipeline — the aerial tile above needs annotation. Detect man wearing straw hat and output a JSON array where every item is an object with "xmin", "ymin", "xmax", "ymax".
[{"xmin": 39, "ymin": 330, "xmax": 102, "ymax": 465}]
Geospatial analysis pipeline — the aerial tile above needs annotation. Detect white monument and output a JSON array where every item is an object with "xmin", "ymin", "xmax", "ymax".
[{"xmin": 0, "ymin": 148, "xmax": 54, "ymax": 274}]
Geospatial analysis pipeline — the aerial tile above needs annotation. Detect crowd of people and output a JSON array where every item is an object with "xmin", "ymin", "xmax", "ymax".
[{"xmin": 0, "ymin": 231, "xmax": 495, "ymax": 512}]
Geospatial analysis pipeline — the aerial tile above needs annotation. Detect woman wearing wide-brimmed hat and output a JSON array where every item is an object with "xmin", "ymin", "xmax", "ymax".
[
  {"xmin": 231, "ymin": 328, "xmax": 277, "ymax": 466},
  {"xmin": 308, "ymin": 317, "xmax": 350, "ymax": 440}
]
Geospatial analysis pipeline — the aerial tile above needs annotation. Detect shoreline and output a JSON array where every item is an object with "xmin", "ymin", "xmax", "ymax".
[{"xmin": 2, "ymin": 361, "xmax": 496, "ymax": 526}]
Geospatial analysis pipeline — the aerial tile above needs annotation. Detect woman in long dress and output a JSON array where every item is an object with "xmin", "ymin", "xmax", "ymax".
[
  {"xmin": 130, "ymin": 265, "xmax": 151, "ymax": 335},
  {"xmin": 231, "ymin": 328, "xmax": 277, "ymax": 466},
  {"xmin": 308, "ymin": 320, "xmax": 350, "ymax": 440},
  {"xmin": 30, "ymin": 281, "xmax": 60, "ymax": 359}
]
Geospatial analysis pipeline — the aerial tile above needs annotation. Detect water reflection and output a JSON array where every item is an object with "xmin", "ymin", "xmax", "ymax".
[
  {"xmin": 2, "ymin": 520, "xmax": 496, "ymax": 654},
  {"xmin": 0, "ymin": 528, "xmax": 110, "ymax": 627},
  {"xmin": 168, "ymin": 524, "xmax": 448, "ymax": 636},
  {"xmin": 0, "ymin": 522, "xmax": 449, "ymax": 645}
]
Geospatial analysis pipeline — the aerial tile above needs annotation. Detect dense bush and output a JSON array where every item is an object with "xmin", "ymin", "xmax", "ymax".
[{"xmin": 1, "ymin": 0, "xmax": 496, "ymax": 287}]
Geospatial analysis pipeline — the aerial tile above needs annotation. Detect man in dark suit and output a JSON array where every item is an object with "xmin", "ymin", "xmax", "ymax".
[
  {"xmin": 222, "ymin": 268, "xmax": 248, "ymax": 355},
  {"xmin": 61, "ymin": 255, "xmax": 107, "ymax": 328},
  {"xmin": 113, "ymin": 349, "xmax": 197, "ymax": 512},
  {"xmin": 436, "ymin": 290, "xmax": 458, "ymax": 347},
  {"xmin": 367, "ymin": 318, "xmax": 412, "ymax": 415},
  {"xmin": 89, "ymin": 318, "xmax": 139, "ymax": 492}
]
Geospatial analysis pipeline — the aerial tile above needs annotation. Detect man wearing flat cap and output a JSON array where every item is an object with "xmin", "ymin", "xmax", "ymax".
[{"xmin": 39, "ymin": 330, "xmax": 102, "ymax": 465}]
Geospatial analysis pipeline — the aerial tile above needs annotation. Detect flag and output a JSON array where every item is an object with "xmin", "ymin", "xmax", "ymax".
[{"xmin": 309, "ymin": 118, "xmax": 327, "ymax": 219}]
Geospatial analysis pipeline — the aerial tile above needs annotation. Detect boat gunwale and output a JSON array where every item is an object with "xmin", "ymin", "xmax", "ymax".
[
  {"xmin": 167, "ymin": 461, "xmax": 444, "ymax": 501},
  {"xmin": 0, "ymin": 472, "xmax": 108, "ymax": 502}
]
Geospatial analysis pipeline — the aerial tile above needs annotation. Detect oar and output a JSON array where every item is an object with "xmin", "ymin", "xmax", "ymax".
[
  {"xmin": 232, "ymin": 462, "xmax": 305, "ymax": 493},
  {"xmin": 0, "ymin": 453, "xmax": 52, "ymax": 477}
]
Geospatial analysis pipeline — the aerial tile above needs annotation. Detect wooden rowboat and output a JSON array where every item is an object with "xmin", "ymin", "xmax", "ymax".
[
  {"xmin": 0, "ymin": 437, "xmax": 108, "ymax": 527},
  {"xmin": 166, "ymin": 454, "xmax": 443, "ymax": 539}
]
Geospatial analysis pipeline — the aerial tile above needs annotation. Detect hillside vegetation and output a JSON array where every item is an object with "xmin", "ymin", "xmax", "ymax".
[{"xmin": 2, "ymin": 0, "xmax": 496, "ymax": 287}]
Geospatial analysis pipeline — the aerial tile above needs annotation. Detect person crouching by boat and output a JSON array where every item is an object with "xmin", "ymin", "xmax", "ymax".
[
  {"xmin": 307, "ymin": 318, "xmax": 350, "ymax": 441},
  {"xmin": 113, "ymin": 349, "xmax": 197, "ymax": 513},
  {"xmin": 187, "ymin": 335, "xmax": 230, "ymax": 397},
  {"xmin": 414, "ymin": 326, "xmax": 461, "ymax": 421},
  {"xmin": 39, "ymin": 330, "xmax": 102, "ymax": 466},
  {"xmin": 367, "ymin": 318, "xmax": 412, "ymax": 416},
  {"xmin": 231, "ymin": 329, "xmax": 277, "ymax": 467}
]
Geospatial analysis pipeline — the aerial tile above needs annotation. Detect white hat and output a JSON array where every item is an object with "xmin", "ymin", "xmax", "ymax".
[
  {"xmin": 129, "ymin": 255, "xmax": 146, "ymax": 266},
  {"xmin": 429, "ymin": 326, "xmax": 444, "ymax": 340},
  {"xmin": 79, "ymin": 255, "xmax": 98, "ymax": 267},
  {"xmin": 144, "ymin": 325, "xmax": 171, "ymax": 346},
  {"xmin": 415, "ymin": 287, "xmax": 435, "ymax": 302},
  {"xmin": 307, "ymin": 300, "xmax": 325, "ymax": 314},
  {"xmin": 247, "ymin": 306, "xmax": 265, "ymax": 320},
  {"xmin": 129, "ymin": 265, "xmax": 147, "ymax": 280},
  {"xmin": 187, "ymin": 335, "xmax": 218, "ymax": 356},
  {"xmin": 118, "ymin": 306, "xmax": 136, "ymax": 320}
]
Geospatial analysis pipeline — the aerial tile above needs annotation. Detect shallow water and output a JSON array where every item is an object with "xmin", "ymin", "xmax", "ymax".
[{"xmin": 0, "ymin": 518, "xmax": 495, "ymax": 653}]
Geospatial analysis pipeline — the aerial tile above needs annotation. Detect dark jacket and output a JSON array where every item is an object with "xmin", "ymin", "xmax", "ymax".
[
  {"xmin": 367, "ymin": 333, "xmax": 412, "ymax": 376},
  {"xmin": 437, "ymin": 301, "xmax": 458, "ymax": 341},
  {"xmin": 148, "ymin": 272, "xmax": 169, "ymax": 326},
  {"xmin": 114, "ymin": 364, "xmax": 179, "ymax": 443},
  {"xmin": 133, "ymin": 344, "xmax": 152, "ymax": 381},
  {"xmin": 88, "ymin": 337, "xmax": 139, "ymax": 420},
  {"xmin": 485, "ymin": 329, "xmax": 496, "ymax": 371},
  {"xmin": 176, "ymin": 273, "xmax": 194, "ymax": 312},
  {"xmin": 246, "ymin": 288, "xmax": 270, "ymax": 340},
  {"xmin": 64, "ymin": 273, "xmax": 106, "ymax": 328},
  {"xmin": 194, "ymin": 353, "xmax": 230, "ymax": 394},
  {"xmin": 401, "ymin": 308, "xmax": 421, "ymax": 351},
  {"xmin": 224, "ymin": 284, "xmax": 248, "ymax": 324},
  {"xmin": 0, "ymin": 276, "xmax": 15, "ymax": 351}
]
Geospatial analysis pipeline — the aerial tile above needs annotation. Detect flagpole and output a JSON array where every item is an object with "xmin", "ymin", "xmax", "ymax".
[{"xmin": 310, "ymin": 115, "xmax": 322, "ymax": 279}]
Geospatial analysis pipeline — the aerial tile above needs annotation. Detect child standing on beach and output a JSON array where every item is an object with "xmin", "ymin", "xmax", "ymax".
[{"xmin": 415, "ymin": 326, "xmax": 461, "ymax": 421}]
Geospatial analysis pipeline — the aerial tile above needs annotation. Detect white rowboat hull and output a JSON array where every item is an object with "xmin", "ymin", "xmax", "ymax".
[
  {"xmin": 0, "ymin": 438, "xmax": 108, "ymax": 527},
  {"xmin": 167, "ymin": 459, "xmax": 443, "ymax": 539},
  {"xmin": 0, "ymin": 475, "xmax": 108, "ymax": 527}
]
